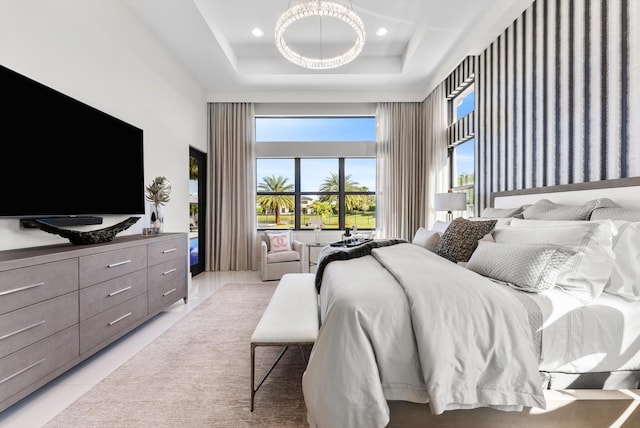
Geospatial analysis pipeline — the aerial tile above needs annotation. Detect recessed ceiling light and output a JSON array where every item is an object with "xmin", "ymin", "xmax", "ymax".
[
  {"xmin": 252, "ymin": 27, "xmax": 264, "ymax": 37},
  {"xmin": 376, "ymin": 27, "xmax": 388, "ymax": 37}
]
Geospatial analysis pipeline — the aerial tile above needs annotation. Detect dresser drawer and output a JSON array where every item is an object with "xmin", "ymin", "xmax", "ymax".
[
  {"xmin": 79, "ymin": 270, "xmax": 147, "ymax": 321},
  {"xmin": 147, "ymin": 237, "xmax": 187, "ymax": 267},
  {"xmin": 0, "ymin": 325, "xmax": 79, "ymax": 404},
  {"xmin": 0, "ymin": 292, "xmax": 78, "ymax": 359},
  {"xmin": 0, "ymin": 259, "xmax": 78, "ymax": 315},
  {"xmin": 147, "ymin": 259, "xmax": 187, "ymax": 313},
  {"xmin": 79, "ymin": 245, "xmax": 147, "ymax": 288},
  {"xmin": 79, "ymin": 292, "xmax": 147, "ymax": 354}
]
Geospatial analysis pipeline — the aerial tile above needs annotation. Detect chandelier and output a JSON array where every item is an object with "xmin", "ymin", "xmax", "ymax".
[{"xmin": 275, "ymin": 0, "xmax": 365, "ymax": 70}]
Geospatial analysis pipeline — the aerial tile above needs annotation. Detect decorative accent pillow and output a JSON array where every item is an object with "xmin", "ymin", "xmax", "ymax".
[
  {"xmin": 466, "ymin": 241, "xmax": 575, "ymax": 292},
  {"xmin": 522, "ymin": 198, "xmax": 619, "ymax": 220},
  {"xmin": 265, "ymin": 231, "xmax": 291, "ymax": 253},
  {"xmin": 494, "ymin": 219, "xmax": 617, "ymax": 301},
  {"xmin": 603, "ymin": 220, "xmax": 640, "ymax": 301},
  {"xmin": 412, "ymin": 227, "xmax": 441, "ymax": 252},
  {"xmin": 480, "ymin": 206, "xmax": 524, "ymax": 218},
  {"xmin": 434, "ymin": 218, "xmax": 497, "ymax": 263}
]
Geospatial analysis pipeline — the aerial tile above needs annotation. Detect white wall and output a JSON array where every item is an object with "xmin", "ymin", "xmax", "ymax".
[{"xmin": 0, "ymin": 0, "xmax": 207, "ymax": 251}]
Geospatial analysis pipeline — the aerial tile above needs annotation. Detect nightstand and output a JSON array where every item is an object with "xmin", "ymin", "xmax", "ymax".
[{"xmin": 306, "ymin": 242, "xmax": 327, "ymax": 273}]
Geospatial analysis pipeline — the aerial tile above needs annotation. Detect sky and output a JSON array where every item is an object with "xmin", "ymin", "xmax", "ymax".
[
  {"xmin": 455, "ymin": 91, "xmax": 475, "ymax": 176},
  {"xmin": 256, "ymin": 117, "xmax": 377, "ymax": 192},
  {"xmin": 196, "ymin": 112, "xmax": 475, "ymax": 194},
  {"xmin": 255, "ymin": 117, "xmax": 376, "ymax": 142}
]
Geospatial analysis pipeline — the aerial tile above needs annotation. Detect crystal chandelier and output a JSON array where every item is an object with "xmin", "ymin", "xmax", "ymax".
[{"xmin": 275, "ymin": 0, "xmax": 365, "ymax": 70}]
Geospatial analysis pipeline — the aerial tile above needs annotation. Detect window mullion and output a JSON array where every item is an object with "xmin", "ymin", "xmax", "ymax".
[
  {"xmin": 338, "ymin": 158, "xmax": 345, "ymax": 229},
  {"xmin": 294, "ymin": 158, "xmax": 301, "ymax": 230}
]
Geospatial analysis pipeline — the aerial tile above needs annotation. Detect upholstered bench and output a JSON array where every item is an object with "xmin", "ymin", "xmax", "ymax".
[{"xmin": 250, "ymin": 273, "xmax": 319, "ymax": 411}]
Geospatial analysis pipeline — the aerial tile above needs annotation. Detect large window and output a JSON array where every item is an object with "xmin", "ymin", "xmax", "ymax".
[
  {"xmin": 256, "ymin": 117, "xmax": 376, "ymax": 142},
  {"xmin": 255, "ymin": 115, "xmax": 376, "ymax": 230},
  {"xmin": 256, "ymin": 158, "xmax": 376, "ymax": 230},
  {"xmin": 449, "ymin": 85, "xmax": 475, "ymax": 216}
]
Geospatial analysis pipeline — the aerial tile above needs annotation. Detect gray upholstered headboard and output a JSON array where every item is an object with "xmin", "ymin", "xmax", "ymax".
[{"xmin": 491, "ymin": 177, "xmax": 640, "ymax": 210}]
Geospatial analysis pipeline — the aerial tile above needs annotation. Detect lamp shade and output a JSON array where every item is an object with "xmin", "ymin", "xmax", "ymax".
[{"xmin": 434, "ymin": 192, "xmax": 467, "ymax": 212}]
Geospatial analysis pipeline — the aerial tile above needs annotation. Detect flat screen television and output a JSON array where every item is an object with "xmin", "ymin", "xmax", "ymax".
[{"xmin": 0, "ymin": 64, "xmax": 145, "ymax": 221}]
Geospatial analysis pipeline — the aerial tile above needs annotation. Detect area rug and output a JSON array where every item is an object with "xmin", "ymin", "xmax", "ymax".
[{"xmin": 45, "ymin": 283, "xmax": 310, "ymax": 428}]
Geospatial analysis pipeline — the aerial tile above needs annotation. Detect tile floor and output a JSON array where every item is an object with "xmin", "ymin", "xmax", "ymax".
[{"xmin": 0, "ymin": 270, "xmax": 262, "ymax": 428}]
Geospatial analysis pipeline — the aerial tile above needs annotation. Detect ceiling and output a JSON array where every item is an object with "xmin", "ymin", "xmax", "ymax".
[{"xmin": 127, "ymin": 0, "xmax": 534, "ymax": 103}]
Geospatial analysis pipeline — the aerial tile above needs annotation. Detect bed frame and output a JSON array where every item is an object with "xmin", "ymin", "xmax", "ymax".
[
  {"xmin": 490, "ymin": 176, "xmax": 640, "ymax": 390},
  {"xmin": 386, "ymin": 177, "xmax": 640, "ymax": 426},
  {"xmin": 491, "ymin": 177, "xmax": 640, "ymax": 210}
]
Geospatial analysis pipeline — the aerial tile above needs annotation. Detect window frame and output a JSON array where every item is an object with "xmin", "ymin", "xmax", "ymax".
[
  {"xmin": 256, "ymin": 157, "xmax": 376, "ymax": 230},
  {"xmin": 448, "ymin": 83, "xmax": 475, "ymax": 216}
]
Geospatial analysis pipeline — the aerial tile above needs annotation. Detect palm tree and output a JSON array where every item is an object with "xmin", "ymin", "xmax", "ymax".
[
  {"xmin": 319, "ymin": 173, "xmax": 363, "ymax": 211},
  {"xmin": 257, "ymin": 175, "xmax": 294, "ymax": 225},
  {"xmin": 189, "ymin": 156, "xmax": 198, "ymax": 180},
  {"xmin": 307, "ymin": 200, "xmax": 333, "ymax": 221}
]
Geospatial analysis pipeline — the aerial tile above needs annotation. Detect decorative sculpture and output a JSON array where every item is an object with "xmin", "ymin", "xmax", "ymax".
[{"xmin": 26, "ymin": 216, "xmax": 141, "ymax": 245}]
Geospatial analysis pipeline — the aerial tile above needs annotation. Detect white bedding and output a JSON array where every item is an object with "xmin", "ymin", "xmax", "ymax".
[
  {"xmin": 530, "ymin": 288, "xmax": 640, "ymax": 373},
  {"xmin": 303, "ymin": 243, "xmax": 545, "ymax": 428}
]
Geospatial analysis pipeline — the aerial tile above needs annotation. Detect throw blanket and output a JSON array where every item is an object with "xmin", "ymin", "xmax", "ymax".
[
  {"xmin": 314, "ymin": 238, "xmax": 406, "ymax": 292},
  {"xmin": 303, "ymin": 243, "xmax": 545, "ymax": 428}
]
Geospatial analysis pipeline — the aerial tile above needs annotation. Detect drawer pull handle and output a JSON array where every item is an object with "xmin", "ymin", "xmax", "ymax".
[
  {"xmin": 162, "ymin": 268, "xmax": 177, "ymax": 276},
  {"xmin": 108, "ymin": 286, "xmax": 132, "ymax": 297},
  {"xmin": 0, "ymin": 282, "xmax": 45, "ymax": 297},
  {"xmin": 162, "ymin": 248, "xmax": 177, "ymax": 254},
  {"xmin": 108, "ymin": 312, "xmax": 132, "ymax": 326},
  {"xmin": 163, "ymin": 288, "xmax": 177, "ymax": 297},
  {"xmin": 0, "ymin": 358, "xmax": 46, "ymax": 385},
  {"xmin": 108, "ymin": 260, "xmax": 131, "ymax": 268},
  {"xmin": 0, "ymin": 320, "xmax": 46, "ymax": 341}
]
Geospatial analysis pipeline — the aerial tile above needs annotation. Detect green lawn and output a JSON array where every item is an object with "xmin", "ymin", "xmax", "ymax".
[{"xmin": 257, "ymin": 213, "xmax": 376, "ymax": 230}]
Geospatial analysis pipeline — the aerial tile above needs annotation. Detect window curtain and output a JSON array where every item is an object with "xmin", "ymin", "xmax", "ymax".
[
  {"xmin": 206, "ymin": 103, "xmax": 256, "ymax": 271},
  {"xmin": 376, "ymin": 83, "xmax": 448, "ymax": 240}
]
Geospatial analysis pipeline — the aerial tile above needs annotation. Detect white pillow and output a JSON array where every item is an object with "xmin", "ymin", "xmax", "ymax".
[
  {"xmin": 604, "ymin": 221, "xmax": 640, "ymax": 301},
  {"xmin": 430, "ymin": 220, "xmax": 450, "ymax": 233},
  {"xmin": 412, "ymin": 227, "xmax": 441, "ymax": 251},
  {"xmin": 493, "ymin": 219, "xmax": 617, "ymax": 301},
  {"xmin": 265, "ymin": 231, "xmax": 291, "ymax": 253},
  {"xmin": 480, "ymin": 206, "xmax": 523, "ymax": 218},
  {"xmin": 522, "ymin": 198, "xmax": 618, "ymax": 220},
  {"xmin": 467, "ymin": 240, "xmax": 575, "ymax": 293},
  {"xmin": 590, "ymin": 207, "xmax": 640, "ymax": 221}
]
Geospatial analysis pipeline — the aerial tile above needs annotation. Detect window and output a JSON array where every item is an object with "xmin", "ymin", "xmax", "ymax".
[
  {"xmin": 256, "ymin": 117, "xmax": 376, "ymax": 142},
  {"xmin": 256, "ymin": 158, "xmax": 376, "ymax": 230},
  {"xmin": 448, "ymin": 85, "xmax": 475, "ymax": 216},
  {"xmin": 255, "ymin": 115, "xmax": 376, "ymax": 230}
]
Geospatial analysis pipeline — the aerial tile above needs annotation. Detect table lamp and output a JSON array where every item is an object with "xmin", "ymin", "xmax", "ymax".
[{"xmin": 434, "ymin": 191, "xmax": 467, "ymax": 222}]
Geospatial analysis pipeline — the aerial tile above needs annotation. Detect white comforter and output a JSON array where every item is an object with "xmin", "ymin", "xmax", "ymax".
[{"xmin": 302, "ymin": 243, "xmax": 545, "ymax": 428}]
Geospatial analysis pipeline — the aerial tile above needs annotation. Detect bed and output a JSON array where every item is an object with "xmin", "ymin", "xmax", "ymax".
[{"xmin": 301, "ymin": 177, "xmax": 640, "ymax": 428}]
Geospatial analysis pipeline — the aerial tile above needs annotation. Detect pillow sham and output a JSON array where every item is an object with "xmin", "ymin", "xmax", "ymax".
[
  {"xmin": 412, "ymin": 227, "xmax": 441, "ymax": 252},
  {"xmin": 493, "ymin": 219, "xmax": 617, "ymax": 301},
  {"xmin": 590, "ymin": 207, "xmax": 640, "ymax": 222},
  {"xmin": 522, "ymin": 198, "xmax": 619, "ymax": 221},
  {"xmin": 466, "ymin": 241, "xmax": 575, "ymax": 292},
  {"xmin": 480, "ymin": 206, "xmax": 524, "ymax": 218},
  {"xmin": 265, "ymin": 231, "xmax": 292, "ymax": 253},
  {"xmin": 604, "ymin": 220, "xmax": 640, "ymax": 301},
  {"xmin": 435, "ymin": 218, "xmax": 497, "ymax": 263}
]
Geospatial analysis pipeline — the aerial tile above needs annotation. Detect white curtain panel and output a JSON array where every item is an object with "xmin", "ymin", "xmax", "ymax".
[
  {"xmin": 376, "ymin": 84, "xmax": 448, "ymax": 240},
  {"xmin": 206, "ymin": 103, "xmax": 257, "ymax": 271}
]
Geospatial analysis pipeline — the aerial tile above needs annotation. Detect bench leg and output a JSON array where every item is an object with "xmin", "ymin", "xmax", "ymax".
[
  {"xmin": 251, "ymin": 345, "xmax": 289, "ymax": 412},
  {"xmin": 251, "ymin": 343, "xmax": 256, "ymax": 412},
  {"xmin": 298, "ymin": 346, "xmax": 309, "ymax": 365}
]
